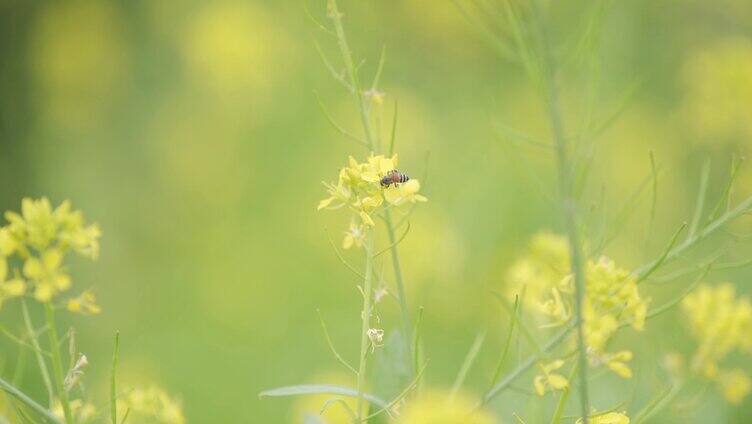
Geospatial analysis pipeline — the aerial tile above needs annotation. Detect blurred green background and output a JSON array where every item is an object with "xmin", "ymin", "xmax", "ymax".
[{"xmin": 0, "ymin": 0, "xmax": 751, "ymax": 422}]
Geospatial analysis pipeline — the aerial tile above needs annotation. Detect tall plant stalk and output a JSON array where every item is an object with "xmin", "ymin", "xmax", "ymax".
[
  {"xmin": 356, "ymin": 233, "xmax": 374, "ymax": 421},
  {"xmin": 327, "ymin": 0, "xmax": 414, "ymax": 379},
  {"xmin": 44, "ymin": 302, "xmax": 73, "ymax": 424}
]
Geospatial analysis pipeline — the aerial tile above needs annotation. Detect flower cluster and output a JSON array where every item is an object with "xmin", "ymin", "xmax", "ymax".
[
  {"xmin": 576, "ymin": 411, "xmax": 630, "ymax": 424},
  {"xmin": 680, "ymin": 37, "xmax": 752, "ymax": 144},
  {"xmin": 118, "ymin": 385, "xmax": 186, "ymax": 424},
  {"xmin": 318, "ymin": 154, "xmax": 426, "ymax": 248},
  {"xmin": 394, "ymin": 390, "xmax": 496, "ymax": 424},
  {"xmin": 681, "ymin": 283, "xmax": 752, "ymax": 404},
  {"xmin": 53, "ymin": 399, "xmax": 97, "ymax": 423},
  {"xmin": 0, "ymin": 198, "xmax": 100, "ymax": 308},
  {"xmin": 507, "ymin": 232, "xmax": 648, "ymax": 394}
]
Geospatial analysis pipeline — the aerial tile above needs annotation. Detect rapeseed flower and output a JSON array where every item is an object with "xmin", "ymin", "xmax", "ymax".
[
  {"xmin": 318, "ymin": 154, "xmax": 426, "ymax": 244},
  {"xmin": 394, "ymin": 390, "xmax": 496, "ymax": 424},
  {"xmin": 533, "ymin": 359, "xmax": 569, "ymax": 396},
  {"xmin": 576, "ymin": 411, "xmax": 630, "ymax": 424},
  {"xmin": 53, "ymin": 399, "xmax": 97, "ymax": 423},
  {"xmin": 682, "ymin": 283, "xmax": 752, "ymax": 404},
  {"xmin": 0, "ymin": 198, "xmax": 100, "ymax": 305},
  {"xmin": 507, "ymin": 233, "xmax": 647, "ymax": 392},
  {"xmin": 118, "ymin": 386, "xmax": 186, "ymax": 424}
]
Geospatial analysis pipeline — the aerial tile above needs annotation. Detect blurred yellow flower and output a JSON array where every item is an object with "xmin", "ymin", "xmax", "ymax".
[
  {"xmin": 505, "ymin": 231, "xmax": 570, "ymax": 312},
  {"xmin": 0, "ymin": 257, "xmax": 25, "ymax": 310},
  {"xmin": 718, "ymin": 369, "xmax": 751, "ymax": 405},
  {"xmin": 583, "ymin": 257, "xmax": 647, "ymax": 353},
  {"xmin": 682, "ymin": 283, "xmax": 752, "ymax": 378},
  {"xmin": 53, "ymin": 399, "xmax": 97, "ymax": 423},
  {"xmin": 0, "ymin": 198, "xmax": 100, "ymax": 305},
  {"xmin": 67, "ymin": 290, "xmax": 102, "ymax": 315},
  {"xmin": 576, "ymin": 411, "xmax": 630, "ymax": 424},
  {"xmin": 680, "ymin": 37, "xmax": 752, "ymax": 144},
  {"xmin": 601, "ymin": 350, "xmax": 634, "ymax": 379},
  {"xmin": 384, "ymin": 180, "xmax": 428, "ymax": 206},
  {"xmin": 533, "ymin": 359, "xmax": 569, "ymax": 396},
  {"xmin": 342, "ymin": 222, "xmax": 366, "ymax": 250},
  {"xmin": 118, "ymin": 385, "xmax": 186, "ymax": 424},
  {"xmin": 394, "ymin": 390, "xmax": 496, "ymax": 424}
]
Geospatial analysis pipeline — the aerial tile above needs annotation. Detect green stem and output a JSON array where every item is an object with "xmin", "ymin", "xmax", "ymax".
[
  {"xmin": 21, "ymin": 300, "xmax": 54, "ymax": 408},
  {"xmin": 356, "ymin": 233, "xmax": 375, "ymax": 422},
  {"xmin": 531, "ymin": 1, "xmax": 590, "ymax": 421},
  {"xmin": 44, "ymin": 303, "xmax": 72, "ymax": 424},
  {"xmin": 328, "ymin": 0, "xmax": 374, "ymax": 149},
  {"xmin": 0, "ymin": 376, "xmax": 62, "ymax": 423},
  {"xmin": 383, "ymin": 209, "xmax": 412, "ymax": 375},
  {"xmin": 327, "ymin": 0, "xmax": 414, "ymax": 381}
]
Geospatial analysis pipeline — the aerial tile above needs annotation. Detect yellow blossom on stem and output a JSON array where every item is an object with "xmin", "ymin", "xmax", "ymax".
[
  {"xmin": 533, "ymin": 359, "xmax": 569, "ymax": 396},
  {"xmin": 682, "ymin": 283, "xmax": 751, "ymax": 378},
  {"xmin": 118, "ymin": 385, "xmax": 186, "ymax": 424},
  {"xmin": 67, "ymin": 290, "xmax": 102, "ymax": 315},
  {"xmin": 342, "ymin": 221, "xmax": 366, "ymax": 250},
  {"xmin": 0, "ymin": 197, "xmax": 100, "ymax": 306},
  {"xmin": 53, "ymin": 399, "xmax": 97, "ymax": 423},
  {"xmin": 318, "ymin": 154, "xmax": 426, "ymax": 230}
]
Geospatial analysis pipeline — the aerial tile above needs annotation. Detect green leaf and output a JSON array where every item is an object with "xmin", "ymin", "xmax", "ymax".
[{"xmin": 259, "ymin": 384, "xmax": 389, "ymax": 410}]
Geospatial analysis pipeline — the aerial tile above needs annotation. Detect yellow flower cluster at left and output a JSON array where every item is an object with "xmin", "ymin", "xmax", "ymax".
[
  {"xmin": 682, "ymin": 283, "xmax": 752, "ymax": 404},
  {"xmin": 0, "ymin": 198, "xmax": 100, "ymax": 308},
  {"xmin": 318, "ymin": 154, "xmax": 426, "ymax": 249}
]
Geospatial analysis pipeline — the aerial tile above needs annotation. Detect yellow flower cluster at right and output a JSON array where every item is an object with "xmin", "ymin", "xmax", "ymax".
[
  {"xmin": 682, "ymin": 283, "xmax": 752, "ymax": 404},
  {"xmin": 506, "ymin": 232, "xmax": 648, "ymax": 395}
]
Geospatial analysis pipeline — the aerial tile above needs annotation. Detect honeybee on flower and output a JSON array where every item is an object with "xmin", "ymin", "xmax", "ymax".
[{"xmin": 318, "ymin": 154, "xmax": 426, "ymax": 244}]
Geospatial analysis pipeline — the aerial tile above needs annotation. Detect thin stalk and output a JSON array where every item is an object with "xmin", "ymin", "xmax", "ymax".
[
  {"xmin": 44, "ymin": 303, "xmax": 72, "ymax": 424},
  {"xmin": 21, "ymin": 301, "xmax": 54, "ymax": 408},
  {"xmin": 531, "ymin": 0, "xmax": 589, "ymax": 421},
  {"xmin": 328, "ymin": 0, "xmax": 374, "ymax": 148},
  {"xmin": 355, "ymin": 233, "xmax": 375, "ymax": 422},
  {"xmin": 383, "ymin": 209, "xmax": 412, "ymax": 375},
  {"xmin": 0, "ymin": 376, "xmax": 62, "ymax": 423},
  {"xmin": 479, "ymin": 322, "xmax": 575, "ymax": 407},
  {"xmin": 327, "ymin": 0, "xmax": 414, "ymax": 380}
]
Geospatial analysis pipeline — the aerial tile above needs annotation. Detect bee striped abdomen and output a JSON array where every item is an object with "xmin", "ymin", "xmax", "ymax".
[{"xmin": 380, "ymin": 170, "xmax": 410, "ymax": 187}]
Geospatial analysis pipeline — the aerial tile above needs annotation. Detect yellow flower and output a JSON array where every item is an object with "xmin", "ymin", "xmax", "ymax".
[
  {"xmin": 53, "ymin": 399, "xmax": 97, "ymax": 423},
  {"xmin": 718, "ymin": 369, "xmax": 751, "ymax": 404},
  {"xmin": 505, "ymin": 231, "xmax": 570, "ymax": 312},
  {"xmin": 681, "ymin": 37, "xmax": 752, "ymax": 144},
  {"xmin": 682, "ymin": 283, "xmax": 752, "ymax": 379},
  {"xmin": 384, "ymin": 179, "xmax": 428, "ymax": 206},
  {"xmin": 0, "ymin": 257, "xmax": 25, "ymax": 310},
  {"xmin": 118, "ymin": 386, "xmax": 185, "ymax": 424},
  {"xmin": 576, "ymin": 411, "xmax": 630, "ymax": 424},
  {"xmin": 583, "ymin": 257, "xmax": 647, "ymax": 353},
  {"xmin": 67, "ymin": 290, "xmax": 102, "ymax": 315},
  {"xmin": 533, "ymin": 359, "xmax": 569, "ymax": 396},
  {"xmin": 1, "ymin": 198, "xmax": 100, "ymax": 304},
  {"xmin": 601, "ymin": 350, "xmax": 634, "ymax": 379},
  {"xmin": 23, "ymin": 249, "xmax": 71, "ymax": 302},
  {"xmin": 394, "ymin": 390, "xmax": 497, "ymax": 424},
  {"xmin": 342, "ymin": 222, "xmax": 366, "ymax": 250}
]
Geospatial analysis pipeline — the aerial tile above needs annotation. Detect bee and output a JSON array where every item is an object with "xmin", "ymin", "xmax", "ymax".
[{"xmin": 380, "ymin": 169, "xmax": 410, "ymax": 188}]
